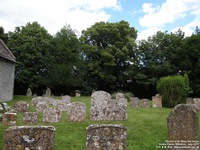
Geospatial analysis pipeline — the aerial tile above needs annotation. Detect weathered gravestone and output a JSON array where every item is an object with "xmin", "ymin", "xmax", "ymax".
[
  {"xmin": 67, "ymin": 102, "xmax": 86, "ymax": 121},
  {"xmin": 13, "ymin": 101, "xmax": 29, "ymax": 112},
  {"xmin": 167, "ymin": 104, "xmax": 199, "ymax": 149},
  {"xmin": 35, "ymin": 101, "xmax": 49, "ymax": 112},
  {"xmin": 32, "ymin": 96, "xmax": 55, "ymax": 107},
  {"xmin": 90, "ymin": 91, "xmax": 127, "ymax": 121},
  {"xmin": 116, "ymin": 93, "xmax": 125, "ymax": 100},
  {"xmin": 23, "ymin": 112, "xmax": 38, "ymax": 124},
  {"xmin": 43, "ymin": 108, "xmax": 62, "ymax": 123},
  {"xmin": 26, "ymin": 88, "xmax": 32, "ymax": 97},
  {"xmin": 186, "ymin": 97, "xmax": 194, "ymax": 104},
  {"xmin": 130, "ymin": 97, "xmax": 140, "ymax": 107},
  {"xmin": 86, "ymin": 124, "xmax": 127, "ymax": 150},
  {"xmin": 62, "ymin": 95, "xmax": 71, "ymax": 103},
  {"xmin": 152, "ymin": 95, "xmax": 162, "ymax": 108},
  {"xmin": 141, "ymin": 99, "xmax": 150, "ymax": 108},
  {"xmin": 3, "ymin": 126, "xmax": 55, "ymax": 150},
  {"xmin": 2, "ymin": 112, "xmax": 17, "ymax": 125},
  {"xmin": 193, "ymin": 98, "xmax": 200, "ymax": 111},
  {"xmin": 75, "ymin": 90, "xmax": 81, "ymax": 97},
  {"xmin": 45, "ymin": 87, "xmax": 51, "ymax": 97},
  {"xmin": 116, "ymin": 93, "xmax": 128, "ymax": 107},
  {"xmin": 55, "ymin": 101, "xmax": 71, "ymax": 112}
]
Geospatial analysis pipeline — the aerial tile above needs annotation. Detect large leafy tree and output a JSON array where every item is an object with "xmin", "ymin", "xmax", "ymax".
[
  {"xmin": 135, "ymin": 30, "xmax": 185, "ymax": 93},
  {"xmin": 7, "ymin": 22, "xmax": 53, "ymax": 89},
  {"xmin": 0, "ymin": 26, "xmax": 8, "ymax": 43},
  {"xmin": 80, "ymin": 20, "xmax": 137, "ymax": 92},
  {"xmin": 47, "ymin": 25, "xmax": 86, "ymax": 94}
]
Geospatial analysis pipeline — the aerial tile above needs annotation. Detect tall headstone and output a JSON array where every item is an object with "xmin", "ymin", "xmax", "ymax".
[
  {"xmin": 152, "ymin": 95, "xmax": 162, "ymax": 108},
  {"xmin": 67, "ymin": 102, "xmax": 86, "ymax": 121},
  {"xmin": 90, "ymin": 91, "xmax": 127, "ymax": 121},
  {"xmin": 43, "ymin": 108, "xmax": 62, "ymax": 123},
  {"xmin": 86, "ymin": 124, "xmax": 127, "ymax": 150},
  {"xmin": 26, "ymin": 88, "xmax": 32, "ymax": 97},
  {"xmin": 130, "ymin": 97, "xmax": 140, "ymax": 107},
  {"xmin": 3, "ymin": 126, "xmax": 55, "ymax": 150},
  {"xmin": 45, "ymin": 87, "xmax": 51, "ymax": 97},
  {"xmin": 167, "ymin": 104, "xmax": 199, "ymax": 149},
  {"xmin": 141, "ymin": 99, "xmax": 150, "ymax": 108}
]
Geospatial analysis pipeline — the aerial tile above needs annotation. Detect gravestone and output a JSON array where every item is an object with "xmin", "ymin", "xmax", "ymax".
[
  {"xmin": 26, "ymin": 88, "xmax": 32, "ymax": 97},
  {"xmin": 130, "ymin": 97, "xmax": 140, "ymax": 107},
  {"xmin": 141, "ymin": 99, "xmax": 150, "ymax": 108},
  {"xmin": 116, "ymin": 93, "xmax": 125, "ymax": 100},
  {"xmin": 75, "ymin": 90, "xmax": 81, "ymax": 97},
  {"xmin": 67, "ymin": 102, "xmax": 86, "ymax": 121},
  {"xmin": 186, "ymin": 97, "xmax": 194, "ymax": 104},
  {"xmin": 23, "ymin": 112, "xmax": 38, "ymax": 124},
  {"xmin": 193, "ymin": 98, "xmax": 200, "ymax": 111},
  {"xmin": 167, "ymin": 104, "xmax": 199, "ymax": 149},
  {"xmin": 43, "ymin": 108, "xmax": 62, "ymax": 123},
  {"xmin": 32, "ymin": 96, "xmax": 55, "ymax": 107},
  {"xmin": 90, "ymin": 91, "xmax": 127, "ymax": 121},
  {"xmin": 86, "ymin": 124, "xmax": 127, "ymax": 150},
  {"xmin": 13, "ymin": 101, "xmax": 29, "ymax": 112},
  {"xmin": 35, "ymin": 101, "xmax": 49, "ymax": 112},
  {"xmin": 55, "ymin": 101, "xmax": 71, "ymax": 112},
  {"xmin": 3, "ymin": 126, "xmax": 55, "ymax": 150},
  {"xmin": 2, "ymin": 112, "xmax": 17, "ymax": 125},
  {"xmin": 45, "ymin": 87, "xmax": 51, "ymax": 97},
  {"xmin": 152, "ymin": 95, "xmax": 162, "ymax": 108},
  {"xmin": 62, "ymin": 95, "xmax": 71, "ymax": 103}
]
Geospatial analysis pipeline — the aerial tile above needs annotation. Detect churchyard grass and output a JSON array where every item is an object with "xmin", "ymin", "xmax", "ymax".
[{"xmin": 0, "ymin": 95, "xmax": 200, "ymax": 150}]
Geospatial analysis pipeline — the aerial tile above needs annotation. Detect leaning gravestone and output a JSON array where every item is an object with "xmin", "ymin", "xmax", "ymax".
[
  {"xmin": 130, "ymin": 97, "xmax": 140, "ymax": 107},
  {"xmin": 23, "ymin": 112, "xmax": 38, "ymax": 124},
  {"xmin": 3, "ymin": 126, "xmax": 55, "ymax": 150},
  {"xmin": 67, "ymin": 102, "xmax": 86, "ymax": 121},
  {"xmin": 141, "ymin": 99, "xmax": 150, "ymax": 107},
  {"xmin": 167, "ymin": 104, "xmax": 199, "ymax": 149},
  {"xmin": 26, "ymin": 88, "xmax": 32, "ymax": 97},
  {"xmin": 90, "ymin": 91, "xmax": 127, "ymax": 121},
  {"xmin": 2, "ymin": 112, "xmax": 17, "ymax": 125},
  {"xmin": 86, "ymin": 124, "xmax": 127, "ymax": 150},
  {"xmin": 13, "ymin": 101, "xmax": 29, "ymax": 112},
  {"xmin": 152, "ymin": 95, "xmax": 162, "ymax": 108},
  {"xmin": 43, "ymin": 108, "xmax": 62, "ymax": 123}
]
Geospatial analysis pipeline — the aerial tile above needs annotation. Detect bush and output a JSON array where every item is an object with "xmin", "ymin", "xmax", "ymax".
[{"xmin": 156, "ymin": 74, "xmax": 192, "ymax": 108}]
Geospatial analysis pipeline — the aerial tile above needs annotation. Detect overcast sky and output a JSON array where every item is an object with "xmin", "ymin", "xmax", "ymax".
[{"xmin": 0, "ymin": 0, "xmax": 200, "ymax": 40}]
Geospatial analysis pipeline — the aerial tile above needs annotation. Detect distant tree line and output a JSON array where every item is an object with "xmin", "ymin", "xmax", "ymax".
[{"xmin": 0, "ymin": 22, "xmax": 200, "ymax": 98}]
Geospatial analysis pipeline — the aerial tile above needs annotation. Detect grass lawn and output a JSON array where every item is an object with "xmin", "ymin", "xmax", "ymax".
[{"xmin": 0, "ymin": 95, "xmax": 199, "ymax": 150}]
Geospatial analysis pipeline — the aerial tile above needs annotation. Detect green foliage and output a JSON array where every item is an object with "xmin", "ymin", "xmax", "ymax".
[
  {"xmin": 156, "ymin": 75, "xmax": 192, "ymax": 107},
  {"xmin": 80, "ymin": 20, "xmax": 137, "ymax": 91}
]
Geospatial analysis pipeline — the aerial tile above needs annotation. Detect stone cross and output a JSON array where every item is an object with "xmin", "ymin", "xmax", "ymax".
[
  {"xmin": 3, "ymin": 126, "xmax": 55, "ymax": 150},
  {"xmin": 167, "ymin": 104, "xmax": 199, "ymax": 149},
  {"xmin": 86, "ymin": 124, "xmax": 127, "ymax": 150}
]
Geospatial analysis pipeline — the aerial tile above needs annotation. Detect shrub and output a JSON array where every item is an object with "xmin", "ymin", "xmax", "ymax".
[{"xmin": 156, "ymin": 74, "xmax": 192, "ymax": 108}]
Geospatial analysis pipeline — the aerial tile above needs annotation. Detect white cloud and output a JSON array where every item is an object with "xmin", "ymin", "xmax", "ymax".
[
  {"xmin": 0, "ymin": 0, "xmax": 121, "ymax": 35},
  {"xmin": 137, "ymin": 0, "xmax": 200, "ymax": 40},
  {"xmin": 137, "ymin": 27, "xmax": 161, "ymax": 41}
]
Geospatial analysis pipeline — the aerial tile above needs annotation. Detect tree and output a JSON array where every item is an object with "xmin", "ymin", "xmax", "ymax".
[
  {"xmin": 7, "ymin": 22, "xmax": 53, "ymax": 90},
  {"xmin": 46, "ymin": 25, "xmax": 86, "ymax": 94},
  {"xmin": 0, "ymin": 26, "xmax": 8, "ymax": 43},
  {"xmin": 80, "ymin": 20, "xmax": 137, "ymax": 92},
  {"xmin": 135, "ymin": 30, "xmax": 185, "ymax": 91}
]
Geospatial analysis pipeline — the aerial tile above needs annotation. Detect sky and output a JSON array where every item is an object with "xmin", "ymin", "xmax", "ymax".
[{"xmin": 0, "ymin": 0, "xmax": 200, "ymax": 40}]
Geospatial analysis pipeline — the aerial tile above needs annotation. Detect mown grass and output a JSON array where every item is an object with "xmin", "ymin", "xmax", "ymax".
[{"xmin": 0, "ymin": 95, "xmax": 199, "ymax": 150}]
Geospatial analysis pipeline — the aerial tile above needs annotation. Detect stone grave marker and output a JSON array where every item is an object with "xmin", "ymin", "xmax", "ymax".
[
  {"xmin": 186, "ymin": 97, "xmax": 194, "ymax": 104},
  {"xmin": 86, "ymin": 124, "xmax": 127, "ymax": 150},
  {"xmin": 167, "ymin": 104, "xmax": 199, "ymax": 149},
  {"xmin": 193, "ymin": 98, "xmax": 200, "ymax": 111},
  {"xmin": 141, "ymin": 99, "xmax": 150, "ymax": 108},
  {"xmin": 3, "ymin": 126, "xmax": 55, "ymax": 150},
  {"xmin": 67, "ymin": 102, "xmax": 86, "ymax": 121},
  {"xmin": 23, "ymin": 112, "xmax": 38, "ymax": 124},
  {"xmin": 45, "ymin": 87, "xmax": 51, "ymax": 97},
  {"xmin": 152, "ymin": 95, "xmax": 162, "ymax": 108},
  {"xmin": 90, "ymin": 91, "xmax": 127, "ymax": 121},
  {"xmin": 116, "ymin": 92, "xmax": 125, "ymax": 100},
  {"xmin": 43, "ymin": 108, "xmax": 62, "ymax": 123},
  {"xmin": 55, "ymin": 101, "xmax": 71, "ymax": 112},
  {"xmin": 2, "ymin": 112, "xmax": 17, "ymax": 125},
  {"xmin": 13, "ymin": 101, "xmax": 29, "ymax": 112},
  {"xmin": 26, "ymin": 88, "xmax": 32, "ymax": 97},
  {"xmin": 62, "ymin": 95, "xmax": 71, "ymax": 103},
  {"xmin": 130, "ymin": 97, "xmax": 140, "ymax": 107},
  {"xmin": 35, "ymin": 101, "xmax": 49, "ymax": 112}
]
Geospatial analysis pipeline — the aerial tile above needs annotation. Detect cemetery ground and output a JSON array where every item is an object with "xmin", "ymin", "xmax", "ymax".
[{"xmin": 0, "ymin": 96, "xmax": 200, "ymax": 150}]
